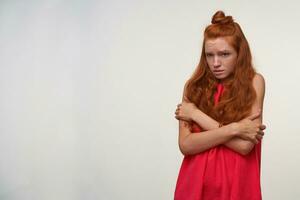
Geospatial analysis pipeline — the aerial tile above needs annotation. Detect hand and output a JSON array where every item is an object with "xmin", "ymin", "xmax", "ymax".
[
  {"xmin": 234, "ymin": 110, "xmax": 266, "ymax": 144},
  {"xmin": 174, "ymin": 96, "xmax": 198, "ymax": 122}
]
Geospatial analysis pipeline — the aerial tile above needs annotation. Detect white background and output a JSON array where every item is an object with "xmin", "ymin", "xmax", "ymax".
[{"xmin": 0, "ymin": 0, "xmax": 299, "ymax": 199}]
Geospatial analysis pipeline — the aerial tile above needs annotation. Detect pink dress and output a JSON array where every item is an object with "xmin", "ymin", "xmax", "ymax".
[{"xmin": 174, "ymin": 83, "xmax": 262, "ymax": 200}]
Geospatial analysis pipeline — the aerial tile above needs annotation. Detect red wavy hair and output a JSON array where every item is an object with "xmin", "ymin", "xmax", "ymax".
[{"xmin": 185, "ymin": 10, "xmax": 256, "ymax": 125}]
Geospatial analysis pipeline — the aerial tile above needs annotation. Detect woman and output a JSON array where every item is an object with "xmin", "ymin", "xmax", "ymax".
[{"xmin": 174, "ymin": 11, "xmax": 266, "ymax": 200}]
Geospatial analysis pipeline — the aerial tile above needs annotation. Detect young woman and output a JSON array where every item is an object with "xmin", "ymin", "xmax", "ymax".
[{"xmin": 174, "ymin": 11, "xmax": 266, "ymax": 200}]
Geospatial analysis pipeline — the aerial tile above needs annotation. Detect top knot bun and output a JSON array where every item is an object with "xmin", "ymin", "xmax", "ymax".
[{"xmin": 211, "ymin": 10, "xmax": 234, "ymax": 25}]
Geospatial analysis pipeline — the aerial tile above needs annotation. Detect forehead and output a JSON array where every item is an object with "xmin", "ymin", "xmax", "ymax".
[{"xmin": 205, "ymin": 37, "xmax": 234, "ymax": 52}]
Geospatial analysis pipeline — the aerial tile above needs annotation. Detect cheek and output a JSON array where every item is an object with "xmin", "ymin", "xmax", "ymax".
[
  {"xmin": 208, "ymin": 64, "xmax": 214, "ymax": 72},
  {"xmin": 227, "ymin": 58, "xmax": 237, "ymax": 71},
  {"xmin": 228, "ymin": 66, "xmax": 235, "ymax": 73}
]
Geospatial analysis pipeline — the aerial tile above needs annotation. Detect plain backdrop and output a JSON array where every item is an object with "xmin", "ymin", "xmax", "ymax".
[{"xmin": 0, "ymin": 0, "xmax": 299, "ymax": 200}]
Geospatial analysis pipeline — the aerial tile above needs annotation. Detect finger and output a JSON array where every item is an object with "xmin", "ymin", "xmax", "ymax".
[
  {"xmin": 256, "ymin": 134, "xmax": 263, "ymax": 140},
  {"xmin": 176, "ymin": 116, "xmax": 189, "ymax": 122},
  {"xmin": 177, "ymin": 103, "xmax": 181, "ymax": 108},
  {"xmin": 248, "ymin": 136, "xmax": 258, "ymax": 144},
  {"xmin": 258, "ymin": 131, "xmax": 264, "ymax": 136},
  {"xmin": 257, "ymin": 133, "xmax": 265, "ymax": 137},
  {"xmin": 247, "ymin": 110, "xmax": 261, "ymax": 120},
  {"xmin": 175, "ymin": 116, "xmax": 183, "ymax": 121},
  {"xmin": 259, "ymin": 124, "xmax": 266, "ymax": 130}
]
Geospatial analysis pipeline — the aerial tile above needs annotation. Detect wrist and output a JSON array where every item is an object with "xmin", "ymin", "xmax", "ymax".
[
  {"xmin": 191, "ymin": 109, "xmax": 202, "ymax": 121},
  {"xmin": 228, "ymin": 122, "xmax": 240, "ymax": 137}
]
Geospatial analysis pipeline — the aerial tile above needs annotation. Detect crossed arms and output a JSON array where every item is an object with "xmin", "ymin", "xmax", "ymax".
[{"xmin": 175, "ymin": 74, "xmax": 266, "ymax": 156}]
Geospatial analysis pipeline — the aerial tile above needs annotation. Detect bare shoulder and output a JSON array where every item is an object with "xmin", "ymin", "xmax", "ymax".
[
  {"xmin": 252, "ymin": 73, "xmax": 265, "ymax": 98},
  {"xmin": 253, "ymin": 73, "xmax": 265, "ymax": 85},
  {"xmin": 182, "ymin": 81, "xmax": 189, "ymax": 101}
]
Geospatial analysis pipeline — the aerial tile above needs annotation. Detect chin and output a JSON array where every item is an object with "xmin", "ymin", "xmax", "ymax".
[
  {"xmin": 215, "ymin": 74, "xmax": 228, "ymax": 80},
  {"xmin": 215, "ymin": 74, "xmax": 233, "ymax": 82}
]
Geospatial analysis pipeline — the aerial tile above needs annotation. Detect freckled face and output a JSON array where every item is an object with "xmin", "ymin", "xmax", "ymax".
[{"xmin": 205, "ymin": 37, "xmax": 238, "ymax": 80}]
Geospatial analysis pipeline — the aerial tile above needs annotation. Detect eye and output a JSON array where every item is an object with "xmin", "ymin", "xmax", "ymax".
[
  {"xmin": 221, "ymin": 52, "xmax": 230, "ymax": 57},
  {"xmin": 206, "ymin": 53, "xmax": 213, "ymax": 57}
]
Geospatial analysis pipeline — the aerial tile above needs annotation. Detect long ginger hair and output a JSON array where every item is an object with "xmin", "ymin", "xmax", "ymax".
[{"xmin": 185, "ymin": 11, "xmax": 256, "ymax": 125}]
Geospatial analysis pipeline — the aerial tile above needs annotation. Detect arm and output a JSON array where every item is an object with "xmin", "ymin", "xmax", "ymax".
[
  {"xmin": 178, "ymin": 119, "xmax": 239, "ymax": 156},
  {"xmin": 178, "ymin": 112, "xmax": 265, "ymax": 156},
  {"xmin": 176, "ymin": 74, "xmax": 266, "ymax": 155},
  {"xmin": 191, "ymin": 109, "xmax": 257, "ymax": 155},
  {"xmin": 176, "ymin": 84, "xmax": 239, "ymax": 155},
  {"xmin": 225, "ymin": 73, "xmax": 265, "ymax": 155},
  {"xmin": 241, "ymin": 73, "xmax": 265, "ymax": 153}
]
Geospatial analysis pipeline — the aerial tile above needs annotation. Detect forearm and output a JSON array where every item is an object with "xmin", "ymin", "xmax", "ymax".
[
  {"xmin": 192, "ymin": 109, "xmax": 254, "ymax": 155},
  {"xmin": 182, "ymin": 124, "xmax": 237, "ymax": 155},
  {"xmin": 192, "ymin": 109, "xmax": 220, "ymax": 130},
  {"xmin": 225, "ymin": 137, "xmax": 255, "ymax": 155}
]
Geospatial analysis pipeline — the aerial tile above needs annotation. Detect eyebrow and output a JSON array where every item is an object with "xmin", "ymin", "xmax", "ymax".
[{"xmin": 205, "ymin": 50, "xmax": 231, "ymax": 53}]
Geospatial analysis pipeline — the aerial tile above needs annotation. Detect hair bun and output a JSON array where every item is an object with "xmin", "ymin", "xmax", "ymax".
[{"xmin": 211, "ymin": 10, "xmax": 234, "ymax": 25}]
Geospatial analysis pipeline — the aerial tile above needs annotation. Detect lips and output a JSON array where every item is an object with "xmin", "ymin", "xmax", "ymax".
[{"xmin": 214, "ymin": 70, "xmax": 224, "ymax": 73}]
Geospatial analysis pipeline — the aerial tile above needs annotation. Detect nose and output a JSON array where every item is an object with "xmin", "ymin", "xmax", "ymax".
[{"xmin": 213, "ymin": 56, "xmax": 221, "ymax": 68}]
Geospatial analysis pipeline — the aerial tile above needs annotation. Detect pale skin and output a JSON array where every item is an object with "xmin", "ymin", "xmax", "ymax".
[{"xmin": 175, "ymin": 37, "xmax": 266, "ymax": 156}]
